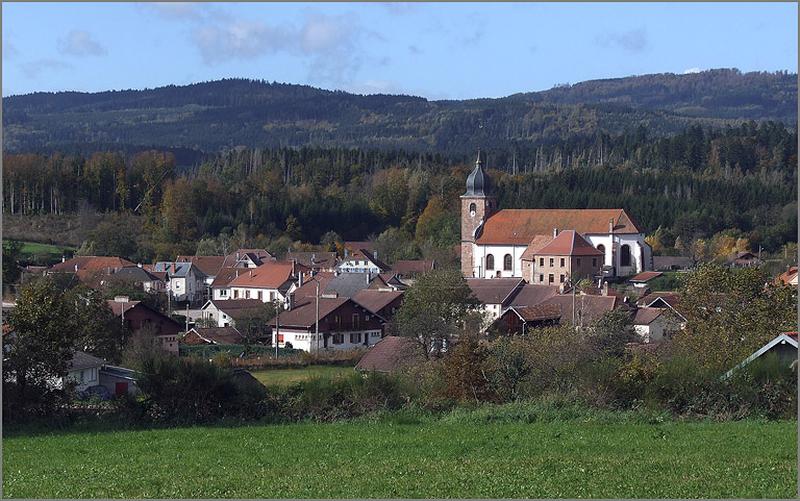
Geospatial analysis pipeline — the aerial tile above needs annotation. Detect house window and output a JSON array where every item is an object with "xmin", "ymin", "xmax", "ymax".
[
  {"xmin": 469, "ymin": 202, "xmax": 476, "ymax": 216},
  {"xmin": 352, "ymin": 313, "xmax": 360, "ymax": 329},
  {"xmin": 503, "ymin": 254, "xmax": 512, "ymax": 271},
  {"xmin": 560, "ymin": 258, "xmax": 565, "ymax": 267},
  {"xmin": 548, "ymin": 274, "xmax": 554, "ymax": 284},
  {"xmin": 233, "ymin": 289, "xmax": 239, "ymax": 299},
  {"xmin": 592, "ymin": 258, "xmax": 597, "ymax": 267},
  {"xmin": 349, "ymin": 332, "xmax": 362, "ymax": 344},
  {"xmin": 620, "ymin": 244, "xmax": 632, "ymax": 267},
  {"xmin": 269, "ymin": 292, "xmax": 275, "ymax": 301},
  {"xmin": 245, "ymin": 290, "xmax": 250, "ymax": 299},
  {"xmin": 333, "ymin": 333, "xmax": 344, "ymax": 344},
  {"xmin": 257, "ymin": 291, "xmax": 263, "ymax": 301},
  {"xmin": 576, "ymin": 258, "xmax": 581, "ymax": 267},
  {"xmin": 486, "ymin": 254, "xmax": 495, "ymax": 270},
  {"xmin": 549, "ymin": 258, "xmax": 554, "ymax": 267},
  {"xmin": 539, "ymin": 274, "xmax": 544, "ymax": 282},
  {"xmin": 560, "ymin": 274, "xmax": 565, "ymax": 283},
  {"xmin": 335, "ymin": 315, "xmax": 341, "ymax": 327},
  {"xmin": 539, "ymin": 257, "xmax": 544, "ymax": 267},
  {"xmin": 221, "ymin": 289, "xmax": 228, "ymax": 297}
]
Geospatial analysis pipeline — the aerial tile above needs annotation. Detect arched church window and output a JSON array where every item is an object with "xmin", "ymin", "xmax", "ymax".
[
  {"xmin": 469, "ymin": 203, "xmax": 476, "ymax": 216},
  {"xmin": 620, "ymin": 244, "xmax": 631, "ymax": 267},
  {"xmin": 486, "ymin": 254, "xmax": 495, "ymax": 270},
  {"xmin": 503, "ymin": 254, "xmax": 512, "ymax": 271}
]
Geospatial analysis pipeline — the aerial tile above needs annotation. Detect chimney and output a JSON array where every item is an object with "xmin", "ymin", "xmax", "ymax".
[
  {"xmin": 249, "ymin": 270, "xmax": 253, "ymax": 277},
  {"xmin": 61, "ymin": 256, "xmax": 66, "ymax": 263},
  {"xmin": 298, "ymin": 272, "xmax": 304, "ymax": 287},
  {"xmin": 553, "ymin": 228, "xmax": 559, "ymax": 238},
  {"xmin": 74, "ymin": 264, "xmax": 79, "ymax": 272},
  {"xmin": 236, "ymin": 252, "xmax": 240, "ymax": 261},
  {"xmin": 373, "ymin": 250, "xmax": 378, "ymax": 260},
  {"xmin": 235, "ymin": 269, "xmax": 239, "ymax": 278},
  {"xmin": 287, "ymin": 293, "xmax": 294, "ymax": 310},
  {"xmin": 609, "ymin": 219, "xmax": 614, "ymax": 234}
]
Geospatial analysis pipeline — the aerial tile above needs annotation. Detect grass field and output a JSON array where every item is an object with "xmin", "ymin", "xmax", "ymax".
[
  {"xmin": 251, "ymin": 365, "xmax": 354, "ymax": 387},
  {"xmin": 3, "ymin": 417, "xmax": 796, "ymax": 498},
  {"xmin": 17, "ymin": 241, "xmax": 75, "ymax": 265}
]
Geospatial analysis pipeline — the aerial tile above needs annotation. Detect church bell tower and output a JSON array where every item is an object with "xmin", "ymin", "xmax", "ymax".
[{"xmin": 460, "ymin": 150, "xmax": 496, "ymax": 277}]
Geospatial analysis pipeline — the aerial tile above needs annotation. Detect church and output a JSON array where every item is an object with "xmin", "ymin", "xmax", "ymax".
[{"xmin": 460, "ymin": 152, "xmax": 652, "ymax": 281}]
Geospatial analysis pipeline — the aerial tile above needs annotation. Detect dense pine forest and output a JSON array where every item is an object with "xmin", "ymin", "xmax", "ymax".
[{"xmin": 3, "ymin": 119, "xmax": 796, "ymax": 264}]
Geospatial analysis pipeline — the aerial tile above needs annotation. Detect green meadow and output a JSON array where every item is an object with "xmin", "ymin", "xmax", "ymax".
[{"xmin": 3, "ymin": 417, "xmax": 795, "ymax": 498}]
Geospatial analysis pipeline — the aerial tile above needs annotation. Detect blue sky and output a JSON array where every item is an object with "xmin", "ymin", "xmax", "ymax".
[{"xmin": 3, "ymin": 2, "xmax": 797, "ymax": 99}]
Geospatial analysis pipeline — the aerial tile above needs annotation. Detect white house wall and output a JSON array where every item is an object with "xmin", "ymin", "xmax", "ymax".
[
  {"xmin": 471, "ymin": 244, "xmax": 528, "ymax": 278},
  {"xmin": 279, "ymin": 329, "xmax": 382, "ymax": 352}
]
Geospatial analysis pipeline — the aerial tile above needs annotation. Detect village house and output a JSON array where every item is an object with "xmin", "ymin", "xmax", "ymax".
[
  {"xmin": 390, "ymin": 260, "xmax": 436, "ymax": 282},
  {"xmin": 523, "ymin": 229, "xmax": 604, "ymax": 285},
  {"xmin": 101, "ymin": 265, "xmax": 167, "ymax": 293},
  {"xmin": 210, "ymin": 267, "xmax": 241, "ymax": 300},
  {"xmin": 337, "ymin": 249, "xmax": 390, "ymax": 274},
  {"xmin": 460, "ymin": 152, "xmax": 652, "ymax": 279},
  {"xmin": 175, "ymin": 255, "xmax": 227, "ymax": 298},
  {"xmin": 273, "ymin": 296, "xmax": 385, "ymax": 352},
  {"xmin": 152, "ymin": 261, "xmax": 206, "ymax": 303},
  {"xmin": 183, "ymin": 326, "xmax": 245, "ymax": 346},
  {"xmin": 199, "ymin": 298, "xmax": 265, "ymax": 328},
  {"xmin": 48, "ymin": 256, "xmax": 135, "ymax": 284},
  {"xmin": 492, "ymin": 303, "xmax": 562, "ymax": 335},
  {"xmin": 537, "ymin": 293, "xmax": 621, "ymax": 329},
  {"xmin": 352, "ymin": 289, "xmax": 404, "ymax": 324},
  {"xmin": 632, "ymin": 307, "xmax": 671, "ymax": 343},
  {"xmin": 226, "ymin": 262, "xmax": 305, "ymax": 305},
  {"xmin": 628, "ymin": 271, "xmax": 664, "ymax": 289},
  {"xmin": 54, "ymin": 351, "xmax": 139, "ymax": 398},
  {"xmin": 637, "ymin": 291, "xmax": 687, "ymax": 329},
  {"xmin": 723, "ymin": 332, "xmax": 798, "ymax": 379},
  {"xmin": 107, "ymin": 296, "xmax": 181, "ymax": 354},
  {"xmin": 227, "ymin": 249, "xmax": 275, "ymax": 268},
  {"xmin": 466, "ymin": 277, "xmax": 525, "ymax": 320},
  {"xmin": 726, "ymin": 250, "xmax": 761, "ymax": 268}
]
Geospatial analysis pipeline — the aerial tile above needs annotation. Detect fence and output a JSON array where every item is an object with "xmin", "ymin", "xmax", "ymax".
[{"xmin": 179, "ymin": 343, "xmax": 300, "ymax": 359}]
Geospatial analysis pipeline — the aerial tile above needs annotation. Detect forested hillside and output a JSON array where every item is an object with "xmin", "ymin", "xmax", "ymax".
[
  {"xmin": 3, "ymin": 120, "xmax": 796, "ymax": 264},
  {"xmin": 3, "ymin": 69, "xmax": 795, "ymax": 157}
]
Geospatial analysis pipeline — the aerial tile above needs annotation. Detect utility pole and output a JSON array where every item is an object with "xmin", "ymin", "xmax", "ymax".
[
  {"xmin": 185, "ymin": 303, "xmax": 189, "ymax": 333},
  {"xmin": 274, "ymin": 301, "xmax": 280, "ymax": 358},
  {"xmin": 315, "ymin": 280, "xmax": 320, "ymax": 353}
]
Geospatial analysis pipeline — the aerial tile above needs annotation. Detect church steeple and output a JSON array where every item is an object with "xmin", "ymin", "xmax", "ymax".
[
  {"xmin": 460, "ymin": 149, "xmax": 497, "ymax": 277},
  {"xmin": 464, "ymin": 149, "xmax": 492, "ymax": 197}
]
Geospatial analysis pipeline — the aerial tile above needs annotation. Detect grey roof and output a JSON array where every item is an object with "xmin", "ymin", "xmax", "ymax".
[
  {"xmin": 464, "ymin": 150, "xmax": 492, "ymax": 197},
  {"xmin": 111, "ymin": 266, "xmax": 163, "ymax": 283},
  {"xmin": 152, "ymin": 261, "xmax": 201, "ymax": 278},
  {"xmin": 68, "ymin": 351, "xmax": 106, "ymax": 371},
  {"xmin": 326, "ymin": 272, "xmax": 375, "ymax": 298}
]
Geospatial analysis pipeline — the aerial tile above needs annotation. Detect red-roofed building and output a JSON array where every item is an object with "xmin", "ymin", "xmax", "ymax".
[
  {"xmin": 460, "ymin": 152, "xmax": 651, "ymax": 279},
  {"xmin": 273, "ymin": 296, "xmax": 385, "ymax": 352},
  {"xmin": 106, "ymin": 297, "xmax": 181, "ymax": 354},
  {"xmin": 525, "ymin": 230, "xmax": 604, "ymax": 285},
  {"xmin": 227, "ymin": 262, "xmax": 301, "ymax": 305}
]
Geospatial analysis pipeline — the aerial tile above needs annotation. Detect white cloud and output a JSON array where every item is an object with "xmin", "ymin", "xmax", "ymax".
[
  {"xmin": 58, "ymin": 30, "xmax": 107, "ymax": 57},
  {"xmin": 683, "ymin": 67, "xmax": 703, "ymax": 74},
  {"xmin": 20, "ymin": 58, "xmax": 73, "ymax": 78},
  {"xmin": 595, "ymin": 28, "xmax": 648, "ymax": 52}
]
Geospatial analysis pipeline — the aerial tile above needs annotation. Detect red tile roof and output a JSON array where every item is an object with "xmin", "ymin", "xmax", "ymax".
[
  {"xmin": 521, "ymin": 235, "xmax": 554, "ymax": 261},
  {"xmin": 51, "ymin": 256, "xmax": 134, "ymax": 273},
  {"xmin": 275, "ymin": 297, "xmax": 350, "ymax": 329},
  {"xmin": 633, "ymin": 307, "xmax": 664, "ymax": 325},
  {"xmin": 292, "ymin": 272, "xmax": 336, "ymax": 298},
  {"xmin": 184, "ymin": 327, "xmax": 244, "ymax": 345},
  {"xmin": 540, "ymin": 294, "xmax": 620, "ymax": 326},
  {"xmin": 777, "ymin": 267, "xmax": 798, "ymax": 285},
  {"xmin": 535, "ymin": 230, "xmax": 604, "ymax": 257},
  {"xmin": 228, "ymin": 263, "xmax": 295, "ymax": 289},
  {"xmin": 508, "ymin": 284, "xmax": 560, "ymax": 307},
  {"xmin": 512, "ymin": 304, "xmax": 563, "ymax": 322},
  {"xmin": 466, "ymin": 278, "xmax": 524, "ymax": 305},
  {"xmin": 210, "ymin": 267, "xmax": 241, "ymax": 288},
  {"xmin": 630, "ymin": 271, "xmax": 663, "ymax": 283},
  {"xmin": 106, "ymin": 299, "xmax": 142, "ymax": 317},
  {"xmin": 477, "ymin": 209, "xmax": 642, "ymax": 245},
  {"xmin": 355, "ymin": 336, "xmax": 422, "ymax": 373},
  {"xmin": 206, "ymin": 299, "xmax": 267, "ymax": 319},
  {"xmin": 352, "ymin": 289, "xmax": 403, "ymax": 315},
  {"xmin": 176, "ymin": 255, "xmax": 226, "ymax": 277}
]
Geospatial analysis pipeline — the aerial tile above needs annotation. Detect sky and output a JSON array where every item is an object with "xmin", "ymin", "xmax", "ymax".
[{"xmin": 2, "ymin": 2, "xmax": 797, "ymax": 99}]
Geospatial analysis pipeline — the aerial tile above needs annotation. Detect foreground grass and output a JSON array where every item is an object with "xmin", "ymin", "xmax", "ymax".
[
  {"xmin": 3, "ymin": 416, "xmax": 796, "ymax": 498},
  {"xmin": 251, "ymin": 365, "xmax": 354, "ymax": 387}
]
